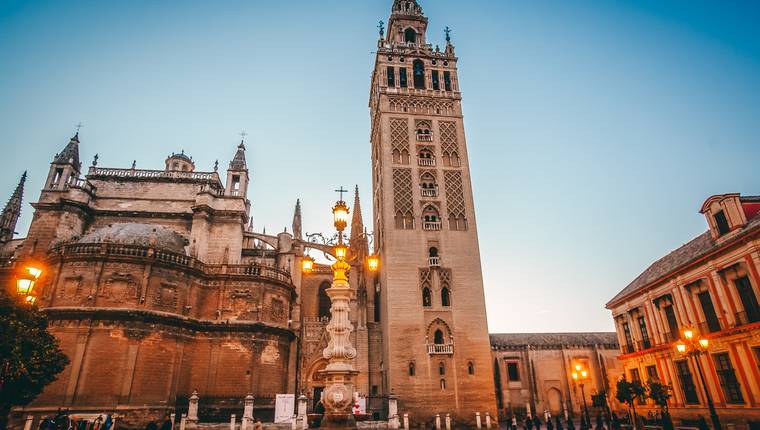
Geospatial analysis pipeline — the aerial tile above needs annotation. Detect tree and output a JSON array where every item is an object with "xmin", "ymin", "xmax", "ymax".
[
  {"xmin": 615, "ymin": 378, "xmax": 647, "ymax": 430},
  {"xmin": 647, "ymin": 382, "xmax": 674, "ymax": 430},
  {"xmin": 0, "ymin": 289, "xmax": 69, "ymax": 429}
]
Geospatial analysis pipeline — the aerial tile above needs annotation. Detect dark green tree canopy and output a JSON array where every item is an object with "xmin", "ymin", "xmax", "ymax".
[{"xmin": 0, "ymin": 289, "xmax": 69, "ymax": 427}]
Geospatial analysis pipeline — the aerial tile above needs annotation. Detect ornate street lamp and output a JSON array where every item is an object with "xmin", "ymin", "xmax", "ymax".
[
  {"xmin": 674, "ymin": 326, "xmax": 721, "ymax": 430},
  {"xmin": 301, "ymin": 188, "xmax": 380, "ymax": 429},
  {"xmin": 572, "ymin": 363, "xmax": 592, "ymax": 429}
]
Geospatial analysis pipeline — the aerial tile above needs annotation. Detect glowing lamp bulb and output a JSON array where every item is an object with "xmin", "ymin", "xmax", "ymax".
[
  {"xmin": 572, "ymin": 372, "xmax": 578, "ymax": 380},
  {"xmin": 698, "ymin": 338, "xmax": 709, "ymax": 349},
  {"xmin": 25, "ymin": 295, "xmax": 37, "ymax": 305},
  {"xmin": 332, "ymin": 202, "xmax": 350, "ymax": 230},
  {"xmin": 16, "ymin": 277, "xmax": 35, "ymax": 296},
  {"xmin": 683, "ymin": 328, "xmax": 694, "ymax": 340},
  {"xmin": 335, "ymin": 245, "xmax": 348, "ymax": 260},
  {"xmin": 575, "ymin": 364, "xmax": 582, "ymax": 372},
  {"xmin": 26, "ymin": 266, "xmax": 43, "ymax": 279},
  {"xmin": 367, "ymin": 255, "xmax": 380, "ymax": 272},
  {"xmin": 581, "ymin": 370, "xmax": 588, "ymax": 379},
  {"xmin": 302, "ymin": 256, "xmax": 315, "ymax": 274},
  {"xmin": 675, "ymin": 342, "xmax": 687, "ymax": 354}
]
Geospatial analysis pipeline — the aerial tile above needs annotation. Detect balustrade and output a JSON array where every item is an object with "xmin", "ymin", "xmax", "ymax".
[
  {"xmin": 423, "ymin": 221, "xmax": 442, "ymax": 231},
  {"xmin": 427, "ymin": 344, "xmax": 454, "ymax": 355},
  {"xmin": 421, "ymin": 188, "xmax": 437, "ymax": 197},
  {"xmin": 418, "ymin": 158, "xmax": 436, "ymax": 167},
  {"xmin": 428, "ymin": 257, "xmax": 440, "ymax": 267}
]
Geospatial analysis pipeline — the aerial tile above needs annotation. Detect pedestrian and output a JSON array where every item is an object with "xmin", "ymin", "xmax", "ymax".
[
  {"xmin": 546, "ymin": 416, "xmax": 554, "ymax": 430},
  {"xmin": 610, "ymin": 413, "xmax": 620, "ymax": 430},
  {"xmin": 534, "ymin": 416, "xmax": 542, "ymax": 430},
  {"xmin": 159, "ymin": 416, "xmax": 172, "ymax": 430},
  {"xmin": 526, "ymin": 416, "xmax": 534, "ymax": 430},
  {"xmin": 512, "ymin": 416, "xmax": 518, "ymax": 430},
  {"xmin": 567, "ymin": 416, "xmax": 575, "ymax": 430},
  {"xmin": 145, "ymin": 420, "xmax": 158, "ymax": 430},
  {"xmin": 555, "ymin": 416, "xmax": 564, "ymax": 430},
  {"xmin": 253, "ymin": 418, "xmax": 263, "ymax": 430}
]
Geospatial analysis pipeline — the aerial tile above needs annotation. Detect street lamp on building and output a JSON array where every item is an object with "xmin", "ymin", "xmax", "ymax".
[
  {"xmin": 15, "ymin": 264, "xmax": 43, "ymax": 305},
  {"xmin": 572, "ymin": 363, "xmax": 592, "ymax": 429},
  {"xmin": 674, "ymin": 327, "xmax": 721, "ymax": 430}
]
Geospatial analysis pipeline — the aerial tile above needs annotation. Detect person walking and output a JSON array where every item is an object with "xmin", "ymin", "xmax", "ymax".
[{"xmin": 144, "ymin": 420, "xmax": 158, "ymax": 430}]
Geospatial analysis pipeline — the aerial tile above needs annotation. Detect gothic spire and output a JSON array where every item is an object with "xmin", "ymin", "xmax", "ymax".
[
  {"xmin": 350, "ymin": 185, "xmax": 368, "ymax": 256},
  {"xmin": 292, "ymin": 199, "xmax": 303, "ymax": 240},
  {"xmin": 229, "ymin": 141, "xmax": 247, "ymax": 171},
  {"xmin": 0, "ymin": 171, "xmax": 26, "ymax": 243},
  {"xmin": 54, "ymin": 133, "xmax": 81, "ymax": 171}
]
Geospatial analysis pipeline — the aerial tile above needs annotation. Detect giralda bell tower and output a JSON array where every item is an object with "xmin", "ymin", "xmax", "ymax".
[{"xmin": 369, "ymin": 0, "xmax": 497, "ymax": 422}]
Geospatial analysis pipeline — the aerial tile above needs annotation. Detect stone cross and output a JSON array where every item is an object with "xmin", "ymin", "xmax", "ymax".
[{"xmin": 335, "ymin": 186, "xmax": 348, "ymax": 201}]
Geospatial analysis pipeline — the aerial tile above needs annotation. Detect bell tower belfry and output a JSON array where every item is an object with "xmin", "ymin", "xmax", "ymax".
[{"xmin": 369, "ymin": 0, "xmax": 497, "ymax": 423}]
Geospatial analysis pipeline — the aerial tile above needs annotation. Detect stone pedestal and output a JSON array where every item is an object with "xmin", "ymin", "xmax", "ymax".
[
  {"xmin": 445, "ymin": 414, "xmax": 451, "ymax": 430},
  {"xmin": 242, "ymin": 394, "xmax": 254, "ymax": 430},
  {"xmin": 476, "ymin": 412, "xmax": 482, "ymax": 429},
  {"xmin": 435, "ymin": 414, "xmax": 441, "ymax": 430},
  {"xmin": 188, "ymin": 391, "xmax": 199, "ymax": 423},
  {"xmin": 318, "ymin": 369, "xmax": 359, "ymax": 430},
  {"xmin": 485, "ymin": 412, "xmax": 491, "ymax": 429},
  {"xmin": 297, "ymin": 394, "xmax": 308, "ymax": 430},
  {"xmin": 403, "ymin": 414, "xmax": 409, "ymax": 430},
  {"xmin": 388, "ymin": 395, "xmax": 399, "ymax": 430}
]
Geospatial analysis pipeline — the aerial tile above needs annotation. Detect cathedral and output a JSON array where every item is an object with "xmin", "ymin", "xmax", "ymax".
[{"xmin": 2, "ymin": 1, "xmax": 620, "ymax": 428}]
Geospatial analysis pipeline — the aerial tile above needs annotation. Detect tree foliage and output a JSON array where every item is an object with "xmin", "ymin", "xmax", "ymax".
[
  {"xmin": 0, "ymin": 289, "xmax": 69, "ymax": 427},
  {"xmin": 647, "ymin": 382, "xmax": 672, "ymax": 411},
  {"xmin": 615, "ymin": 378, "xmax": 647, "ymax": 430}
]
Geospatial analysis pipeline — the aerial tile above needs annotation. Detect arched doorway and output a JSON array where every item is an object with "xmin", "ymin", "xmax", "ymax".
[{"xmin": 547, "ymin": 387, "xmax": 562, "ymax": 416}]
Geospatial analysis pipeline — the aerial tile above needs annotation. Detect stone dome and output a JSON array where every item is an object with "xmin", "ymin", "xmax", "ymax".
[{"xmin": 78, "ymin": 223, "xmax": 188, "ymax": 253}]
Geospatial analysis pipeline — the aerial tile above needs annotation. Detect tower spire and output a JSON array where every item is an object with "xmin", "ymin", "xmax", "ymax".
[
  {"xmin": 292, "ymin": 199, "xmax": 303, "ymax": 240},
  {"xmin": 0, "ymin": 171, "xmax": 26, "ymax": 243},
  {"xmin": 350, "ymin": 185, "xmax": 367, "ymax": 256},
  {"xmin": 54, "ymin": 133, "xmax": 81, "ymax": 172}
]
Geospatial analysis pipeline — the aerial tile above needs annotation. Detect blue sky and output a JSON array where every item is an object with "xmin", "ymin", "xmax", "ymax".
[{"xmin": 1, "ymin": 0, "xmax": 759, "ymax": 332}]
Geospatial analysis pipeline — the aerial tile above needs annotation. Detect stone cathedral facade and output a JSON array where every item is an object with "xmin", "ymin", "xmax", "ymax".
[{"xmin": 1, "ymin": 1, "xmax": 621, "ymax": 428}]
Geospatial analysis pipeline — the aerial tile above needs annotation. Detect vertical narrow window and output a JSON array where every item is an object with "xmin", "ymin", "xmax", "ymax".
[
  {"xmin": 441, "ymin": 287, "xmax": 451, "ymax": 307},
  {"xmin": 468, "ymin": 361, "xmax": 475, "ymax": 375},
  {"xmin": 713, "ymin": 353, "xmax": 745, "ymax": 404},
  {"xmin": 434, "ymin": 329, "xmax": 445, "ymax": 345},
  {"xmin": 754, "ymin": 347, "xmax": 760, "ymax": 375},
  {"xmin": 630, "ymin": 368, "xmax": 645, "ymax": 404},
  {"xmin": 637, "ymin": 316, "xmax": 651, "ymax": 349},
  {"xmin": 697, "ymin": 291, "xmax": 721, "ymax": 333},
  {"xmin": 232, "ymin": 175, "xmax": 241, "ymax": 191},
  {"xmin": 663, "ymin": 305, "xmax": 679, "ymax": 340},
  {"xmin": 646, "ymin": 365, "xmax": 659, "ymax": 383},
  {"xmin": 399, "ymin": 68, "xmax": 408, "ymax": 88},
  {"xmin": 507, "ymin": 362, "xmax": 520, "ymax": 381},
  {"xmin": 622, "ymin": 322, "xmax": 634, "ymax": 353},
  {"xmin": 440, "ymin": 379, "xmax": 446, "ymax": 390},
  {"xmin": 374, "ymin": 287, "xmax": 381, "ymax": 322},
  {"xmin": 386, "ymin": 66, "xmax": 396, "ymax": 88},
  {"xmin": 52, "ymin": 168, "xmax": 64, "ymax": 185},
  {"xmin": 408, "ymin": 362, "xmax": 416, "ymax": 376},
  {"xmin": 432, "ymin": 70, "xmax": 440, "ymax": 90},
  {"xmin": 734, "ymin": 276, "xmax": 760, "ymax": 323},
  {"xmin": 675, "ymin": 360, "xmax": 699, "ymax": 404},
  {"xmin": 714, "ymin": 210, "xmax": 731, "ymax": 236},
  {"xmin": 404, "ymin": 28, "xmax": 417, "ymax": 44},
  {"xmin": 413, "ymin": 60, "xmax": 425, "ymax": 89},
  {"xmin": 443, "ymin": 71, "xmax": 452, "ymax": 91},
  {"xmin": 422, "ymin": 287, "xmax": 432, "ymax": 307},
  {"xmin": 439, "ymin": 361, "xmax": 445, "ymax": 376},
  {"xmin": 318, "ymin": 282, "xmax": 331, "ymax": 319}
]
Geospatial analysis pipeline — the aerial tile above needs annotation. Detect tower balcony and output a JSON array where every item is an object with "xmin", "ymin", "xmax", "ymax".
[
  {"xmin": 421, "ymin": 188, "xmax": 438, "ymax": 198},
  {"xmin": 428, "ymin": 256, "xmax": 441, "ymax": 267},
  {"xmin": 423, "ymin": 221, "xmax": 441, "ymax": 231},
  {"xmin": 418, "ymin": 158, "xmax": 436, "ymax": 167},
  {"xmin": 427, "ymin": 343, "xmax": 454, "ymax": 355},
  {"xmin": 416, "ymin": 134, "xmax": 433, "ymax": 142}
]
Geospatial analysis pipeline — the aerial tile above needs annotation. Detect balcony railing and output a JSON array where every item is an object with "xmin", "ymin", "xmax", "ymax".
[
  {"xmin": 427, "ymin": 344, "xmax": 454, "ymax": 355},
  {"xmin": 423, "ymin": 221, "xmax": 442, "ymax": 231},
  {"xmin": 418, "ymin": 158, "xmax": 436, "ymax": 167},
  {"xmin": 698, "ymin": 319, "xmax": 723, "ymax": 334},
  {"xmin": 622, "ymin": 344, "xmax": 635, "ymax": 354},
  {"xmin": 636, "ymin": 339, "xmax": 652, "ymax": 351},
  {"xmin": 428, "ymin": 257, "xmax": 440, "ymax": 267},
  {"xmin": 662, "ymin": 331, "xmax": 678, "ymax": 343},
  {"xmin": 89, "ymin": 167, "xmax": 219, "ymax": 183},
  {"xmin": 416, "ymin": 134, "xmax": 433, "ymax": 142},
  {"xmin": 421, "ymin": 188, "xmax": 438, "ymax": 197}
]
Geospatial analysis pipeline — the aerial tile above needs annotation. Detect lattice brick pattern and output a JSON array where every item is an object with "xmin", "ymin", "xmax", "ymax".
[
  {"xmin": 420, "ymin": 268, "xmax": 432, "ymax": 287},
  {"xmin": 393, "ymin": 168, "xmax": 414, "ymax": 215},
  {"xmin": 444, "ymin": 170, "xmax": 466, "ymax": 217},
  {"xmin": 390, "ymin": 118, "xmax": 410, "ymax": 154},
  {"xmin": 439, "ymin": 121, "xmax": 458, "ymax": 156},
  {"xmin": 439, "ymin": 269, "xmax": 452, "ymax": 286}
]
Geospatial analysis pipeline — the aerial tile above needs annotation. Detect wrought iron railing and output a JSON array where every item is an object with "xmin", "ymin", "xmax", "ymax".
[{"xmin": 427, "ymin": 343, "xmax": 454, "ymax": 354}]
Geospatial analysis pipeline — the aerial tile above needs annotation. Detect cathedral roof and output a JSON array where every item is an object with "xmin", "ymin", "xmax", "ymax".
[
  {"xmin": 78, "ymin": 223, "xmax": 188, "ymax": 253},
  {"xmin": 607, "ymin": 211, "xmax": 760, "ymax": 307},
  {"xmin": 54, "ymin": 133, "xmax": 80, "ymax": 168},
  {"xmin": 490, "ymin": 332, "xmax": 618, "ymax": 349}
]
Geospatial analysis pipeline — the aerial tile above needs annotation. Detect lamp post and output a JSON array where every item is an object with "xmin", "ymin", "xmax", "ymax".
[
  {"xmin": 675, "ymin": 327, "xmax": 721, "ymax": 430},
  {"xmin": 15, "ymin": 264, "xmax": 43, "ymax": 304},
  {"xmin": 302, "ymin": 190, "xmax": 379, "ymax": 429},
  {"xmin": 572, "ymin": 364, "xmax": 591, "ymax": 429}
]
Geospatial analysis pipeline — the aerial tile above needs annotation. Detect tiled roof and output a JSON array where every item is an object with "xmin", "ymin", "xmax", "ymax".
[
  {"xmin": 607, "ymin": 212, "xmax": 760, "ymax": 307},
  {"xmin": 490, "ymin": 332, "xmax": 618, "ymax": 348},
  {"xmin": 78, "ymin": 223, "xmax": 188, "ymax": 253},
  {"xmin": 54, "ymin": 134, "xmax": 80, "ymax": 168}
]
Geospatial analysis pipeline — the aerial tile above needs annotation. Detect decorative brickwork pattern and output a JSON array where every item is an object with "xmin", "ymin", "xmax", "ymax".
[
  {"xmin": 390, "ymin": 118, "xmax": 410, "ymax": 164},
  {"xmin": 439, "ymin": 122, "xmax": 458, "ymax": 157},
  {"xmin": 443, "ymin": 171, "xmax": 465, "ymax": 218},
  {"xmin": 393, "ymin": 168, "xmax": 414, "ymax": 229},
  {"xmin": 388, "ymin": 96, "xmax": 454, "ymax": 116},
  {"xmin": 420, "ymin": 268, "xmax": 432, "ymax": 287}
]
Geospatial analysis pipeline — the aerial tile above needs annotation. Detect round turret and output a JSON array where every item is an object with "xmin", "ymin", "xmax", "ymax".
[{"xmin": 165, "ymin": 150, "xmax": 195, "ymax": 172}]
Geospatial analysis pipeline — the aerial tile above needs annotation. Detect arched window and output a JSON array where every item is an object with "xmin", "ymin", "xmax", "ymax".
[
  {"xmin": 468, "ymin": 361, "xmax": 475, "ymax": 375},
  {"xmin": 422, "ymin": 287, "xmax": 432, "ymax": 307},
  {"xmin": 438, "ymin": 361, "xmax": 445, "ymax": 375},
  {"xmin": 404, "ymin": 28, "xmax": 417, "ymax": 44},
  {"xmin": 429, "ymin": 247, "xmax": 439, "ymax": 258},
  {"xmin": 434, "ymin": 329, "xmax": 445, "ymax": 345},
  {"xmin": 408, "ymin": 362, "xmax": 416, "ymax": 376},
  {"xmin": 423, "ymin": 205, "xmax": 439, "ymax": 223},
  {"xmin": 440, "ymin": 379, "xmax": 446, "ymax": 390},
  {"xmin": 441, "ymin": 287, "xmax": 451, "ymax": 307},
  {"xmin": 413, "ymin": 60, "xmax": 425, "ymax": 89},
  {"xmin": 318, "ymin": 282, "xmax": 331, "ymax": 319}
]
